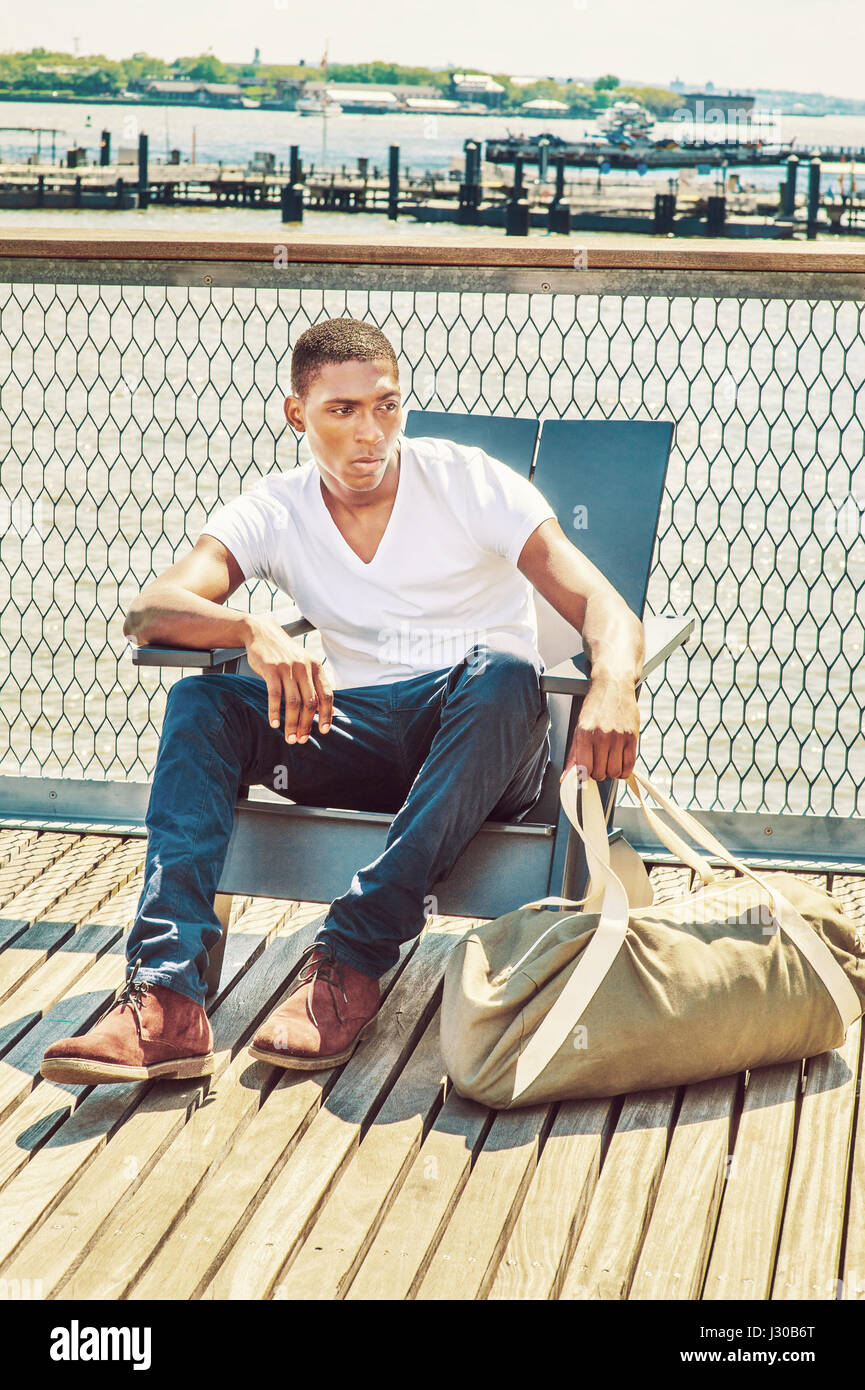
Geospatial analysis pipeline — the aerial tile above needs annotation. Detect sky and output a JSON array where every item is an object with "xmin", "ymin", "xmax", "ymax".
[{"xmin": 3, "ymin": 0, "xmax": 864, "ymax": 100}]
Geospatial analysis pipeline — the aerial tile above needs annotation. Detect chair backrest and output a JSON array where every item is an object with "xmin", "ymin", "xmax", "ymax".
[
  {"xmin": 403, "ymin": 411, "xmax": 673, "ymax": 668},
  {"xmin": 404, "ymin": 409, "xmax": 539, "ymax": 476},
  {"xmin": 403, "ymin": 410, "xmax": 674, "ymax": 826},
  {"xmin": 530, "ymin": 419, "xmax": 673, "ymax": 622},
  {"xmin": 529, "ymin": 418, "xmax": 674, "ymax": 825}
]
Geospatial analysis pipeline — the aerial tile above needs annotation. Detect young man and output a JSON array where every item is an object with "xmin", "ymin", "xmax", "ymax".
[{"xmin": 41, "ymin": 317, "xmax": 643, "ymax": 1086}]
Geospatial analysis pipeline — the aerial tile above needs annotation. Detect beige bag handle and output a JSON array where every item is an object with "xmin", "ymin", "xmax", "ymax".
[{"xmin": 511, "ymin": 765, "xmax": 860, "ymax": 1102}]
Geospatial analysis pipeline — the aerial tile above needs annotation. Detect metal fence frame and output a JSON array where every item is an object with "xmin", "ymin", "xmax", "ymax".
[{"xmin": 0, "ymin": 237, "xmax": 863, "ymax": 867}]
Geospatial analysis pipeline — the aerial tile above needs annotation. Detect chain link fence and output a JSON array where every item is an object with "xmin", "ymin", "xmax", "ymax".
[{"xmin": 0, "ymin": 254, "xmax": 863, "ymax": 820}]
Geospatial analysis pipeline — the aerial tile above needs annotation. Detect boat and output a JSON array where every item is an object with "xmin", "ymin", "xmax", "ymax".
[
  {"xmin": 597, "ymin": 100, "xmax": 655, "ymax": 142},
  {"xmin": 484, "ymin": 128, "xmax": 795, "ymax": 170},
  {"xmin": 296, "ymin": 93, "xmax": 343, "ymax": 116}
]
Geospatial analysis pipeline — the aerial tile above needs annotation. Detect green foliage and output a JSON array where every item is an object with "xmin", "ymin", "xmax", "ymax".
[
  {"xmin": 593, "ymin": 73, "xmax": 620, "ymax": 92},
  {"xmin": 175, "ymin": 54, "xmax": 228, "ymax": 83},
  {"xmin": 122, "ymin": 53, "xmax": 172, "ymax": 82},
  {"xmin": 327, "ymin": 60, "xmax": 450, "ymax": 91},
  {"xmin": 615, "ymin": 85, "xmax": 683, "ymax": 116}
]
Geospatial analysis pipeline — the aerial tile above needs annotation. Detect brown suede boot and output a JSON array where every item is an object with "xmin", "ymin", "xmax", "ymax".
[
  {"xmin": 249, "ymin": 943, "xmax": 380, "ymax": 1071},
  {"xmin": 40, "ymin": 959, "xmax": 215, "ymax": 1085}
]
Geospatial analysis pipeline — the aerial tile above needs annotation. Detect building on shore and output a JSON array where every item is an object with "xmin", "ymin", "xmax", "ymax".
[
  {"xmin": 450, "ymin": 73, "xmax": 506, "ymax": 108},
  {"xmin": 142, "ymin": 79, "xmax": 245, "ymax": 107},
  {"xmin": 520, "ymin": 97, "xmax": 571, "ymax": 117},
  {"xmin": 326, "ymin": 88, "xmax": 400, "ymax": 114},
  {"xmin": 668, "ymin": 82, "xmax": 757, "ymax": 123}
]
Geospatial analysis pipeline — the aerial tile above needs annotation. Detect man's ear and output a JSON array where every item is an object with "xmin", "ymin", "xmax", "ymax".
[{"xmin": 283, "ymin": 395, "xmax": 304, "ymax": 430}]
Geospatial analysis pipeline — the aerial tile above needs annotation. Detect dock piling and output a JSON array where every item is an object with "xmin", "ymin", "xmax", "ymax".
[
  {"xmin": 783, "ymin": 155, "xmax": 799, "ymax": 217},
  {"xmin": 100, "ymin": 131, "xmax": 110, "ymax": 167},
  {"xmin": 137, "ymin": 133, "xmax": 149, "ymax": 210},
  {"xmin": 807, "ymin": 157, "xmax": 821, "ymax": 239},
  {"xmin": 459, "ymin": 140, "xmax": 481, "ymax": 224},
  {"xmin": 388, "ymin": 145, "xmax": 400, "ymax": 220},
  {"xmin": 506, "ymin": 194, "xmax": 529, "ymax": 236},
  {"xmin": 281, "ymin": 183, "xmax": 303, "ymax": 222},
  {"xmin": 548, "ymin": 155, "xmax": 570, "ymax": 232},
  {"xmin": 548, "ymin": 200, "xmax": 570, "ymax": 233},
  {"xmin": 654, "ymin": 192, "xmax": 676, "ymax": 234},
  {"xmin": 706, "ymin": 195, "xmax": 726, "ymax": 236}
]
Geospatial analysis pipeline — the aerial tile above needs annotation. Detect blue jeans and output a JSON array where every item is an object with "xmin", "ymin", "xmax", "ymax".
[{"xmin": 127, "ymin": 641, "xmax": 551, "ymax": 1004}]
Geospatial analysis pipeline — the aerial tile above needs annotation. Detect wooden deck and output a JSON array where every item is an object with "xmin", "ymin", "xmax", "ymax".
[{"xmin": 0, "ymin": 824, "xmax": 862, "ymax": 1302}]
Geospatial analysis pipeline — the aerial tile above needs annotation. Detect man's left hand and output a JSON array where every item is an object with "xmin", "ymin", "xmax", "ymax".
[{"xmin": 561, "ymin": 673, "xmax": 640, "ymax": 783}]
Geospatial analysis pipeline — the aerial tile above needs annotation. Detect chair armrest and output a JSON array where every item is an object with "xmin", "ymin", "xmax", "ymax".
[
  {"xmin": 540, "ymin": 612, "xmax": 695, "ymax": 696},
  {"xmin": 128, "ymin": 609, "xmax": 316, "ymax": 669}
]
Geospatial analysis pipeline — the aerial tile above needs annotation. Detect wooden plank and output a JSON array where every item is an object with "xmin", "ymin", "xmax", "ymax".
[
  {"xmin": 0, "ymin": 833, "xmax": 81, "ymax": 914},
  {"xmin": 0, "ymin": 839, "xmax": 143, "ymax": 1005},
  {"xmin": 0, "ymin": 836, "xmax": 111, "ymax": 929},
  {"xmin": 772, "ymin": 1019, "xmax": 860, "ymax": 1300},
  {"xmin": 0, "ymin": 906, "xmax": 315, "ymax": 1272},
  {"xmin": 702, "ymin": 1061, "xmax": 801, "ymax": 1299},
  {"xmin": 267, "ymin": 1011, "xmax": 448, "ymax": 1302},
  {"xmin": 414, "ymin": 1102, "xmax": 550, "ymax": 1300},
  {"xmin": 344, "ymin": 1090, "xmax": 490, "ymax": 1302},
  {"xmin": 0, "ymin": 829, "xmax": 39, "ymax": 868},
  {"xmin": 202, "ymin": 922, "xmax": 466, "ymax": 1301},
  {"xmin": 0, "ymin": 946, "xmax": 125, "ymax": 1130},
  {"xmin": 130, "ymin": 1056, "xmax": 339, "ymax": 1300},
  {"xmin": 46, "ymin": 1046, "xmax": 280, "ymax": 1299},
  {"xmin": 829, "ymin": 876, "xmax": 865, "ymax": 1302},
  {"xmin": 0, "ymin": 877, "xmax": 155, "ymax": 1191},
  {"xmin": 57, "ymin": 909, "xmax": 403, "ymax": 1301},
  {"xmin": 488, "ymin": 1098, "xmax": 613, "ymax": 1300},
  {"xmin": 557, "ymin": 1088, "xmax": 679, "ymax": 1299},
  {"xmin": 1, "ymin": 230, "xmax": 863, "ymax": 274},
  {"xmin": 630, "ymin": 1075, "xmax": 740, "ymax": 1299},
  {"xmin": 27, "ymin": 838, "xmax": 143, "ymax": 932},
  {"xmin": 647, "ymin": 864, "xmax": 692, "ymax": 904},
  {"xmin": 0, "ymin": 921, "xmax": 121, "ymax": 1060}
]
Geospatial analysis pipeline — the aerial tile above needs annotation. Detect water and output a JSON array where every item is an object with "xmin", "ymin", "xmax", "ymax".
[{"xmin": 1, "ymin": 98, "xmax": 864, "ymax": 239}]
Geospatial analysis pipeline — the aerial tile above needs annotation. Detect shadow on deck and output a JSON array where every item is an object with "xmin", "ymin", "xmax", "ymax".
[{"xmin": 0, "ymin": 825, "xmax": 862, "ymax": 1301}]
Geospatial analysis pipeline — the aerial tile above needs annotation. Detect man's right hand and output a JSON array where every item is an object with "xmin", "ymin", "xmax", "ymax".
[{"xmin": 244, "ymin": 616, "xmax": 334, "ymax": 746}]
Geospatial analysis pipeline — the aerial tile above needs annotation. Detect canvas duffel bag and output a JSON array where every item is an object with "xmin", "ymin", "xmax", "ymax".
[{"xmin": 440, "ymin": 766, "xmax": 865, "ymax": 1110}]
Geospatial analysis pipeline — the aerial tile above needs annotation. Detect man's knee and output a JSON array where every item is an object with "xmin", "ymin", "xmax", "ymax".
[
  {"xmin": 164, "ymin": 673, "xmax": 237, "ymax": 729},
  {"xmin": 461, "ymin": 640, "xmax": 541, "ymax": 693}
]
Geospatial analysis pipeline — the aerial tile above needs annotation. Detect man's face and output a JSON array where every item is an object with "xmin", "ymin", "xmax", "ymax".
[{"xmin": 283, "ymin": 357, "xmax": 402, "ymax": 496}]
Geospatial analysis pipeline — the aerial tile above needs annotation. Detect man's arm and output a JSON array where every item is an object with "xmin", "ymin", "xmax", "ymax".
[
  {"xmin": 517, "ymin": 517, "xmax": 644, "ymax": 782},
  {"xmin": 122, "ymin": 534, "xmax": 334, "ymax": 744},
  {"xmin": 122, "ymin": 534, "xmax": 254, "ymax": 650}
]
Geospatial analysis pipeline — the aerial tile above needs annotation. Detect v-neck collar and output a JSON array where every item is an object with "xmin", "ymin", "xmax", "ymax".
[{"xmin": 313, "ymin": 434, "xmax": 408, "ymax": 568}]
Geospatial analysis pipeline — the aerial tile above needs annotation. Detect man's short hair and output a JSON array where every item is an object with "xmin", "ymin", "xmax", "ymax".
[{"xmin": 289, "ymin": 317, "xmax": 400, "ymax": 402}]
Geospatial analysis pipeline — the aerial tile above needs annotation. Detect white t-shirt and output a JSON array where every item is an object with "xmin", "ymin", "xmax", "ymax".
[{"xmin": 200, "ymin": 431, "xmax": 557, "ymax": 690}]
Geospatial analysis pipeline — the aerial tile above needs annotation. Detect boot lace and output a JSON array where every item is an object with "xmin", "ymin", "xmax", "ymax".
[
  {"xmin": 286, "ymin": 943, "xmax": 347, "ymax": 1029},
  {"xmin": 95, "ymin": 956, "xmax": 151, "ymax": 1035}
]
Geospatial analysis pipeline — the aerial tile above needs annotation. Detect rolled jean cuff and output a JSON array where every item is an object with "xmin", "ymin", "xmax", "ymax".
[
  {"xmin": 314, "ymin": 929, "xmax": 386, "ymax": 981},
  {"xmin": 131, "ymin": 968, "xmax": 206, "ymax": 1007}
]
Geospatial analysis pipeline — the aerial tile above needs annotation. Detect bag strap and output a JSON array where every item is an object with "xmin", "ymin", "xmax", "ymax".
[
  {"xmin": 511, "ymin": 764, "xmax": 861, "ymax": 1103},
  {"xmin": 627, "ymin": 770, "xmax": 861, "ymax": 1032},
  {"xmin": 512, "ymin": 772, "xmax": 630, "ymax": 1100}
]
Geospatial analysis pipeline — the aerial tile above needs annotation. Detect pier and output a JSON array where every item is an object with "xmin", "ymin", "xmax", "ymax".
[
  {"xmin": 0, "ymin": 235, "xmax": 863, "ymax": 1304},
  {"xmin": 1, "ymin": 136, "xmax": 864, "ymax": 238}
]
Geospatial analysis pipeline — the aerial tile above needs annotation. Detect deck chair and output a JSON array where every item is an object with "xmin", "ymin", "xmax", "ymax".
[{"xmin": 130, "ymin": 412, "xmax": 693, "ymax": 999}]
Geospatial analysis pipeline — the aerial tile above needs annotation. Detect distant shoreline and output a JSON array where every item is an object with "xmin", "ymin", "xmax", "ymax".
[
  {"xmin": 3, "ymin": 91, "xmax": 865, "ymax": 119},
  {"xmin": 0, "ymin": 92, "xmax": 577, "ymax": 117}
]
